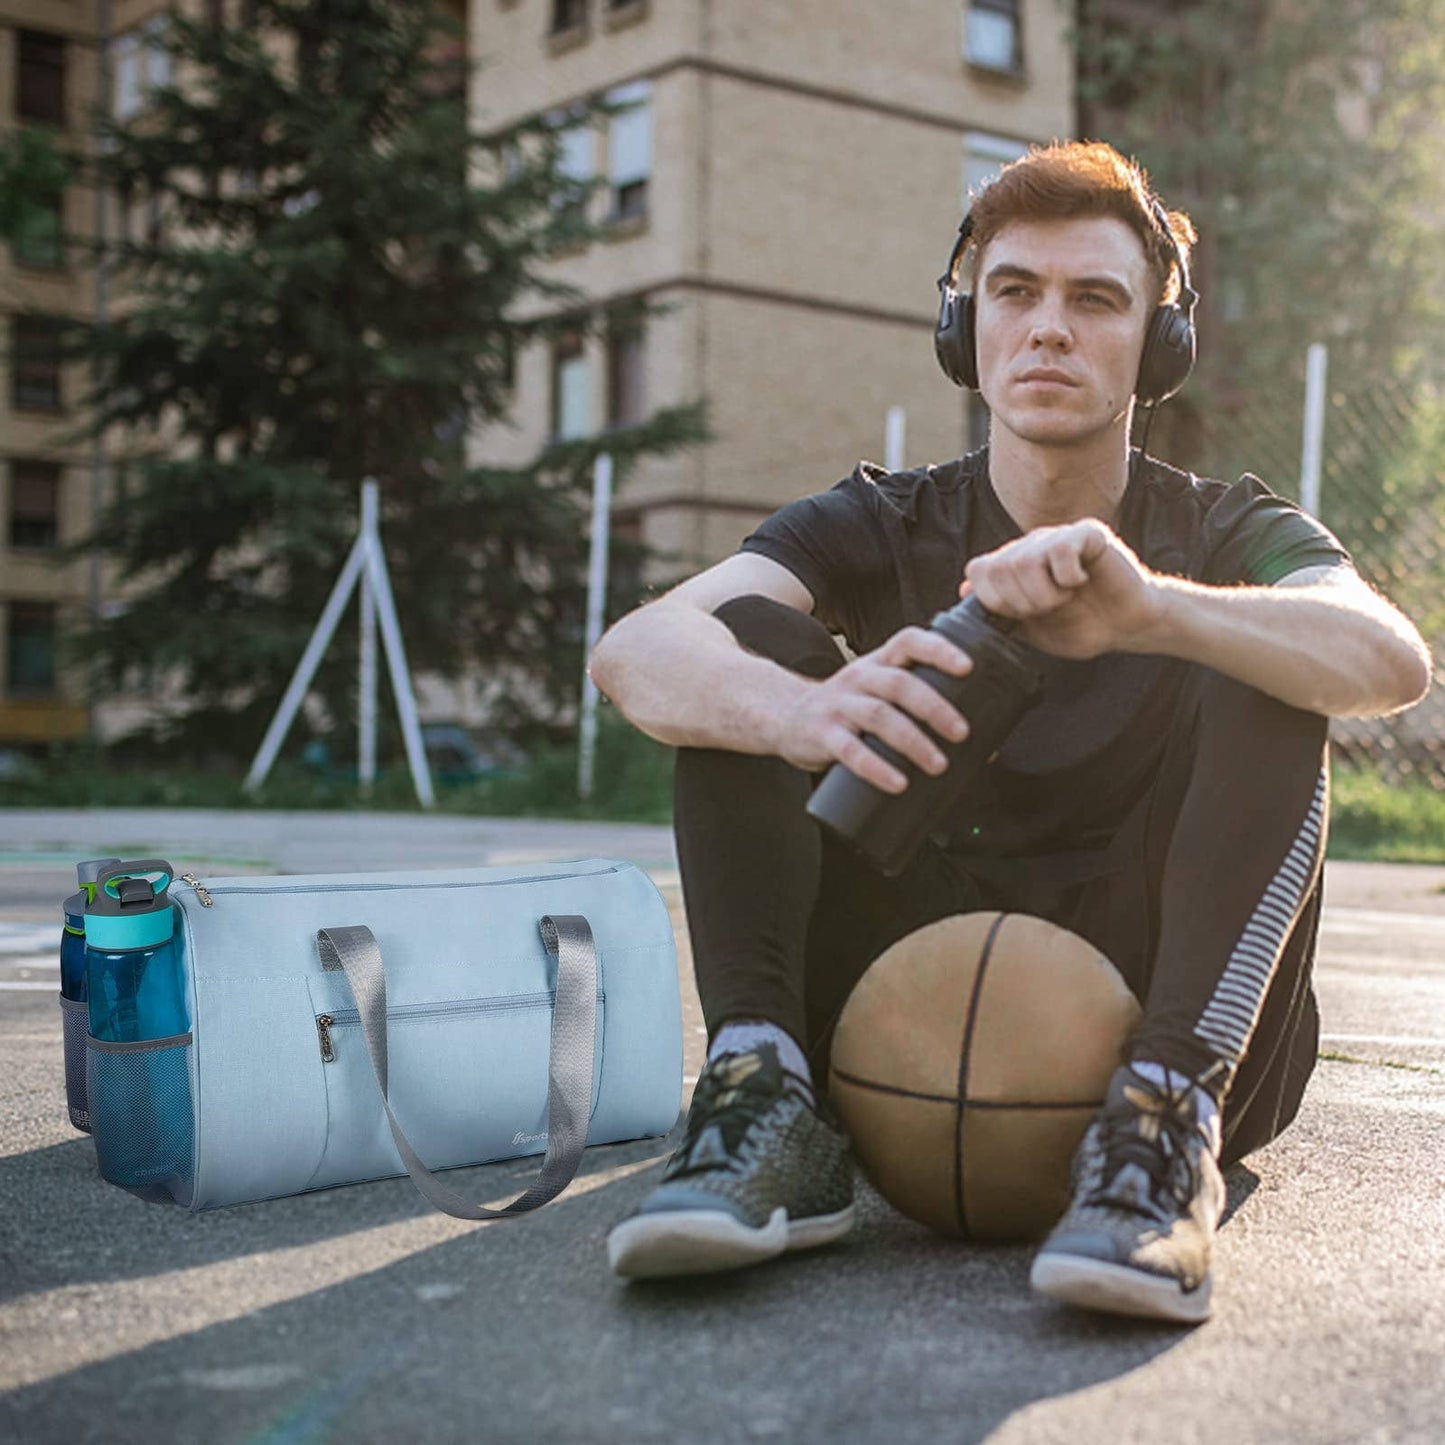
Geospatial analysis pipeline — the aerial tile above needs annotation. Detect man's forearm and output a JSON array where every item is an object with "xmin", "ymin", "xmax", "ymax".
[
  {"xmin": 588, "ymin": 603, "xmax": 814, "ymax": 753},
  {"xmin": 1128, "ymin": 576, "xmax": 1432, "ymax": 718}
]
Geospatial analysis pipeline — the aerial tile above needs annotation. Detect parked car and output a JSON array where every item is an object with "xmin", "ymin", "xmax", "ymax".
[
  {"xmin": 419, "ymin": 724, "xmax": 528, "ymax": 785},
  {"xmin": 299, "ymin": 726, "xmax": 526, "ymax": 787},
  {"xmin": 0, "ymin": 748, "xmax": 39, "ymax": 784}
]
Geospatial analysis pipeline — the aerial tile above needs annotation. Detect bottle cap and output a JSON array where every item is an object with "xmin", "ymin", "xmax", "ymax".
[
  {"xmin": 85, "ymin": 860, "xmax": 176, "ymax": 951},
  {"xmin": 63, "ymin": 890, "xmax": 87, "ymax": 930},
  {"xmin": 76, "ymin": 857, "xmax": 124, "ymax": 886}
]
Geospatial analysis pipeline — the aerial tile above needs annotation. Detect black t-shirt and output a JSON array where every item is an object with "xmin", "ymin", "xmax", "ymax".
[{"xmin": 739, "ymin": 446, "xmax": 1354, "ymax": 864}]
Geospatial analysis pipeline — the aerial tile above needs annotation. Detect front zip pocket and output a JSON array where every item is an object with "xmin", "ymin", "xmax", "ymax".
[
  {"xmin": 315, "ymin": 989, "xmax": 607, "ymax": 1063},
  {"xmin": 304, "ymin": 983, "xmax": 608, "ymax": 1193}
]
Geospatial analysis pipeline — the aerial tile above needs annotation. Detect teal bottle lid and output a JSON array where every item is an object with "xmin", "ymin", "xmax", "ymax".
[
  {"xmin": 85, "ymin": 859, "xmax": 176, "ymax": 951},
  {"xmin": 63, "ymin": 889, "xmax": 87, "ymax": 932}
]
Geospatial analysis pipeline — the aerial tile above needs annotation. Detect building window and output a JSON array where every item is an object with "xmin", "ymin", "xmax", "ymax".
[
  {"xmin": 11, "ymin": 316, "xmax": 64, "ymax": 412},
  {"xmin": 962, "ymin": 131, "xmax": 1029, "ymax": 208},
  {"xmin": 551, "ymin": 332, "xmax": 591, "ymax": 441},
  {"xmin": 17, "ymin": 31, "xmax": 66, "ymax": 127},
  {"xmin": 964, "ymin": 0, "xmax": 1022, "ymax": 74},
  {"xmin": 606, "ymin": 319, "xmax": 645, "ymax": 429},
  {"xmin": 552, "ymin": 115, "xmax": 594, "ymax": 220},
  {"xmin": 550, "ymin": 0, "xmax": 589, "ymax": 35},
  {"xmin": 606, "ymin": 81, "xmax": 651, "ymax": 223},
  {"xmin": 604, "ymin": 0, "xmax": 649, "ymax": 26},
  {"xmin": 6, "ymin": 602, "xmax": 58, "ymax": 698},
  {"xmin": 11, "ymin": 188, "xmax": 64, "ymax": 269},
  {"xmin": 9, "ymin": 461, "xmax": 61, "ymax": 550},
  {"xmin": 112, "ymin": 17, "xmax": 172, "ymax": 121}
]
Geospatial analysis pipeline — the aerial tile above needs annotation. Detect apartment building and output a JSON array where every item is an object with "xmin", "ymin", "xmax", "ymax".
[
  {"xmin": 0, "ymin": 0, "xmax": 167, "ymax": 749},
  {"xmin": 1, "ymin": 1, "xmax": 1076, "ymax": 748},
  {"xmin": 470, "ymin": 0, "xmax": 1076, "ymax": 582}
]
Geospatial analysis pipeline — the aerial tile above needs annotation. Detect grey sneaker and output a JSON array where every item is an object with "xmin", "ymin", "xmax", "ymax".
[
  {"xmin": 1030, "ymin": 1061, "xmax": 1226, "ymax": 1324},
  {"xmin": 607, "ymin": 1042, "xmax": 856, "ymax": 1279}
]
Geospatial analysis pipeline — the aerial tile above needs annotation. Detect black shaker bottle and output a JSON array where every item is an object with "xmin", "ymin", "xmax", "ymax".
[{"xmin": 805, "ymin": 593, "xmax": 1045, "ymax": 876}]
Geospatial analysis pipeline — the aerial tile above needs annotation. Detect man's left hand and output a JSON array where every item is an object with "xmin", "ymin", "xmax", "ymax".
[{"xmin": 960, "ymin": 519, "xmax": 1163, "ymax": 659}]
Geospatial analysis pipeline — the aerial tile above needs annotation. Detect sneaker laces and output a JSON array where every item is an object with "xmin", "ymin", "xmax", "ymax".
[
  {"xmin": 1083, "ymin": 1063, "xmax": 1217, "ymax": 1221},
  {"xmin": 671, "ymin": 1051, "xmax": 793, "ymax": 1175}
]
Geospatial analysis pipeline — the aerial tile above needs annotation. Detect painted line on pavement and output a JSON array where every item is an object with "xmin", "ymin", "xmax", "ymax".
[
  {"xmin": 1321, "ymin": 1031, "xmax": 1445, "ymax": 1049},
  {"xmin": 1323, "ymin": 907, "xmax": 1445, "ymax": 934}
]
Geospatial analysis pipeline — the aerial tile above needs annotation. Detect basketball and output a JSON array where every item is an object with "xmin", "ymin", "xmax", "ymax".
[{"xmin": 825, "ymin": 912, "xmax": 1142, "ymax": 1241}]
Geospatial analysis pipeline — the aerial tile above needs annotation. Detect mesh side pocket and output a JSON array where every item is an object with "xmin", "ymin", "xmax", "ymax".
[
  {"xmin": 86, "ymin": 1033, "xmax": 195, "ymax": 1206},
  {"xmin": 59, "ymin": 995, "xmax": 92, "ymax": 1134}
]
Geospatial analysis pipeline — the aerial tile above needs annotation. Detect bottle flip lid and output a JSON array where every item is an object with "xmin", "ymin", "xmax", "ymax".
[
  {"xmin": 76, "ymin": 857, "xmax": 123, "ymax": 886},
  {"xmin": 63, "ymin": 889, "xmax": 87, "ymax": 928},
  {"xmin": 85, "ymin": 859, "xmax": 177, "ymax": 951}
]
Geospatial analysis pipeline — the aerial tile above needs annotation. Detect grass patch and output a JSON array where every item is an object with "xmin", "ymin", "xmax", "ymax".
[
  {"xmin": 1318, "ymin": 1050, "xmax": 1441, "ymax": 1076},
  {"xmin": 0, "ymin": 708, "xmax": 676, "ymax": 825},
  {"xmin": 1325, "ymin": 765, "xmax": 1445, "ymax": 864}
]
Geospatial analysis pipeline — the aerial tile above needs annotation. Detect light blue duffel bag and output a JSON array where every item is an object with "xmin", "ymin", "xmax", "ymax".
[{"xmin": 85, "ymin": 856, "xmax": 683, "ymax": 1216}]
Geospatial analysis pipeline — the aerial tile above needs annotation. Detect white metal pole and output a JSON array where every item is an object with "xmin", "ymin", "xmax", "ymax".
[
  {"xmin": 359, "ymin": 480, "xmax": 379, "ymax": 796},
  {"xmin": 885, "ymin": 405, "xmax": 906, "ymax": 472},
  {"xmin": 244, "ymin": 534, "xmax": 367, "ymax": 794},
  {"xmin": 1300, "ymin": 343, "xmax": 1328, "ymax": 517},
  {"xmin": 578, "ymin": 452, "xmax": 614, "ymax": 801},
  {"xmin": 364, "ymin": 527, "xmax": 436, "ymax": 809}
]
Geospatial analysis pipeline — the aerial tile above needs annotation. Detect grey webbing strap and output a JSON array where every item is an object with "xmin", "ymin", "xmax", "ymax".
[{"xmin": 314, "ymin": 915, "xmax": 597, "ymax": 1220}]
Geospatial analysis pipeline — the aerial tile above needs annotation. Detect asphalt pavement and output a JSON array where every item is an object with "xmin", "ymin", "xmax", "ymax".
[{"xmin": 1, "ymin": 808, "xmax": 1442, "ymax": 1445}]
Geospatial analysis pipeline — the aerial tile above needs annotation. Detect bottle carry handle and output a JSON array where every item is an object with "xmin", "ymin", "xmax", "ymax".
[{"xmin": 95, "ymin": 860, "xmax": 175, "ymax": 902}]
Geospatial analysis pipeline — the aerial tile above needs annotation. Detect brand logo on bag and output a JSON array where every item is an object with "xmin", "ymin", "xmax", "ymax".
[{"xmin": 512, "ymin": 1130, "xmax": 547, "ymax": 1145}]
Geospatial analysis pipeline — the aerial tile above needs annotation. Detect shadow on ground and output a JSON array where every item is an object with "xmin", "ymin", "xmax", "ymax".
[{"xmin": 1, "ymin": 1132, "xmax": 1261, "ymax": 1445}]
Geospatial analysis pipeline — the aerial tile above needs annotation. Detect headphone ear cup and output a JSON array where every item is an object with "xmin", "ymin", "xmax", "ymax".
[
  {"xmin": 957, "ymin": 292, "xmax": 978, "ymax": 391},
  {"xmin": 1137, "ymin": 303, "xmax": 1196, "ymax": 405},
  {"xmin": 934, "ymin": 287, "xmax": 980, "ymax": 390}
]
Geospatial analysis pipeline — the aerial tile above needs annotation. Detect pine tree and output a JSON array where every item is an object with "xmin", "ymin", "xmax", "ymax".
[
  {"xmin": 66, "ymin": 0, "xmax": 705, "ymax": 761},
  {"xmin": 1073, "ymin": 0, "xmax": 1445, "ymax": 479}
]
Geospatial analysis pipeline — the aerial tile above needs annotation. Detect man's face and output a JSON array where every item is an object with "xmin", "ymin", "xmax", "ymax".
[{"xmin": 973, "ymin": 215, "xmax": 1156, "ymax": 450}]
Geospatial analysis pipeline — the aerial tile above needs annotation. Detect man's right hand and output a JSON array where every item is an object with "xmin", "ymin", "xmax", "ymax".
[{"xmin": 772, "ymin": 626, "xmax": 974, "ymax": 794}]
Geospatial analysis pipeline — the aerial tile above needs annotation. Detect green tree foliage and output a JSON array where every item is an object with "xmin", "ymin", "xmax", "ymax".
[
  {"xmin": 1074, "ymin": 0, "xmax": 1445, "ymax": 458},
  {"xmin": 1073, "ymin": 1, "xmax": 1445, "ymax": 662},
  {"xmin": 0, "ymin": 124, "xmax": 71, "ymax": 265},
  {"xmin": 48, "ymin": 0, "xmax": 706, "ymax": 759}
]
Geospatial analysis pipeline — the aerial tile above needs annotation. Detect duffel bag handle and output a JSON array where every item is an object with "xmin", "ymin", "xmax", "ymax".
[{"xmin": 315, "ymin": 914, "xmax": 597, "ymax": 1220}]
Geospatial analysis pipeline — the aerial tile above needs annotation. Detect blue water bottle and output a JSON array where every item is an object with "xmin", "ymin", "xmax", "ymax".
[
  {"xmin": 85, "ymin": 859, "xmax": 193, "ymax": 1200},
  {"xmin": 59, "ymin": 858, "xmax": 121, "ymax": 1132},
  {"xmin": 86, "ymin": 860, "xmax": 188, "ymax": 1041},
  {"xmin": 61, "ymin": 858, "xmax": 122, "ymax": 1000}
]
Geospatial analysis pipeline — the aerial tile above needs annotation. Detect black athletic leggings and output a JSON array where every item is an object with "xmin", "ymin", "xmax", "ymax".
[{"xmin": 673, "ymin": 595, "xmax": 1329, "ymax": 1170}]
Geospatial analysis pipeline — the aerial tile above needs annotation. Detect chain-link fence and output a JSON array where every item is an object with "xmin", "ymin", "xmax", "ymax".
[{"xmin": 1191, "ymin": 364, "xmax": 1445, "ymax": 786}]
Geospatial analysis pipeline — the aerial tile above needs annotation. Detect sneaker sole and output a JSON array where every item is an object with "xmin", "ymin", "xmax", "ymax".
[
  {"xmin": 607, "ymin": 1202, "xmax": 856, "ymax": 1279},
  {"xmin": 1029, "ymin": 1253, "xmax": 1212, "ymax": 1324}
]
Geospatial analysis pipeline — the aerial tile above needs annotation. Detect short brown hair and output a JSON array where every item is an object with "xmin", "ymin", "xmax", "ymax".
[{"xmin": 963, "ymin": 140, "xmax": 1197, "ymax": 306}]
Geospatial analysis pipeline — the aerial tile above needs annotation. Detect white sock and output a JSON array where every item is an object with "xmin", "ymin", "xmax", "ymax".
[
  {"xmin": 707, "ymin": 1019, "xmax": 814, "ymax": 1104},
  {"xmin": 1130, "ymin": 1059, "xmax": 1222, "ymax": 1157}
]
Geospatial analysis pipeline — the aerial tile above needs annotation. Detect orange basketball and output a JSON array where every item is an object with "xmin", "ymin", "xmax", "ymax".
[{"xmin": 826, "ymin": 912, "xmax": 1141, "ymax": 1241}]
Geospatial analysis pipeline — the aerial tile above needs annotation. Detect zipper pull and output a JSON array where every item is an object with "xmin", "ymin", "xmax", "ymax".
[
  {"xmin": 180, "ymin": 873, "xmax": 214, "ymax": 907},
  {"xmin": 316, "ymin": 1014, "xmax": 336, "ymax": 1063}
]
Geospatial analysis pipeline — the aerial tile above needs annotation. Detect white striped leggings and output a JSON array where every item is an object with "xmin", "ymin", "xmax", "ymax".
[{"xmin": 674, "ymin": 595, "xmax": 1329, "ymax": 1170}]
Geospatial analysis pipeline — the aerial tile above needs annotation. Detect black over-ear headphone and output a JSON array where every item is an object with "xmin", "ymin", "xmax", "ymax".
[{"xmin": 933, "ymin": 195, "xmax": 1199, "ymax": 406}]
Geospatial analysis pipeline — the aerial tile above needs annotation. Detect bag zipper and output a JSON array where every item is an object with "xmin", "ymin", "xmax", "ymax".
[
  {"xmin": 178, "ymin": 864, "xmax": 620, "ymax": 902},
  {"xmin": 179, "ymin": 873, "xmax": 214, "ymax": 907},
  {"xmin": 315, "ymin": 989, "xmax": 606, "ymax": 1063}
]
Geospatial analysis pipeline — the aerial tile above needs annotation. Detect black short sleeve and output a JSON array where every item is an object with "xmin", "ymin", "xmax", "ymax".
[
  {"xmin": 738, "ymin": 465, "xmax": 895, "ymax": 646},
  {"xmin": 1200, "ymin": 474, "xmax": 1355, "ymax": 585}
]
